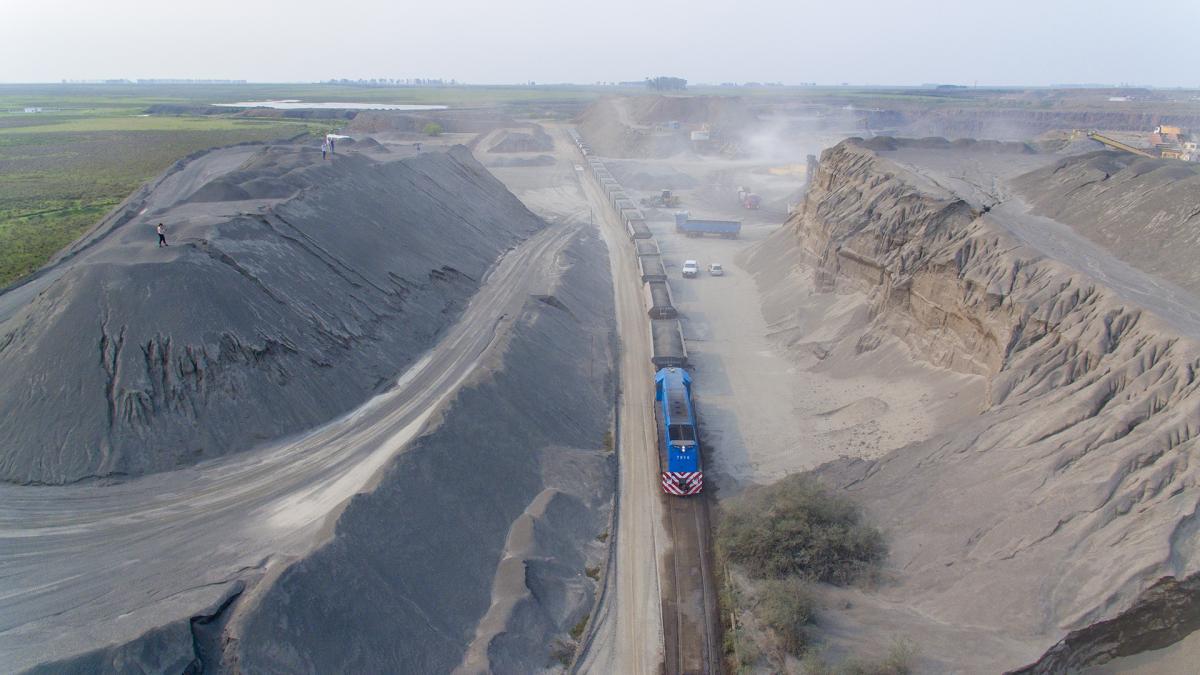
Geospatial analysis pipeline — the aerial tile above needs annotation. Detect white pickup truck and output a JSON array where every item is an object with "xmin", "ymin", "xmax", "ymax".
[{"xmin": 681, "ymin": 260, "xmax": 699, "ymax": 278}]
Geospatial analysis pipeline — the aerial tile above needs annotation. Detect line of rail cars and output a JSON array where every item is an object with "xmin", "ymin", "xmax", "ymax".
[{"xmin": 569, "ymin": 127, "xmax": 702, "ymax": 494}]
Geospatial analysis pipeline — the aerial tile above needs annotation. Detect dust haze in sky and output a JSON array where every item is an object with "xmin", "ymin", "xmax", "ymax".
[{"xmin": 2, "ymin": 0, "xmax": 1197, "ymax": 86}]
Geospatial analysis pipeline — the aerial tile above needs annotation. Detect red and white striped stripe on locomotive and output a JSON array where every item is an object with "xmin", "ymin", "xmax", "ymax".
[
  {"xmin": 661, "ymin": 472, "xmax": 703, "ymax": 496},
  {"xmin": 655, "ymin": 367, "xmax": 702, "ymax": 495}
]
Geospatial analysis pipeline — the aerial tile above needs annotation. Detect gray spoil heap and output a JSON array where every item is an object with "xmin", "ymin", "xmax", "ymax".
[
  {"xmin": 486, "ymin": 126, "xmax": 554, "ymax": 153},
  {"xmin": 1012, "ymin": 151, "xmax": 1200, "ymax": 297},
  {"xmin": 0, "ymin": 143, "xmax": 544, "ymax": 485},
  {"xmin": 232, "ymin": 228, "xmax": 615, "ymax": 674},
  {"xmin": 31, "ymin": 226, "xmax": 617, "ymax": 674}
]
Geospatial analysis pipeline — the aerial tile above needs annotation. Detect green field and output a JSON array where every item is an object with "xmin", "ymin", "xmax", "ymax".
[{"xmin": 0, "ymin": 82, "xmax": 612, "ymax": 111}]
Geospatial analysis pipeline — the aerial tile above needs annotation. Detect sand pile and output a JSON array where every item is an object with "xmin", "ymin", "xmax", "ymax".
[
  {"xmin": 746, "ymin": 137, "xmax": 1200, "ymax": 671},
  {"xmin": 604, "ymin": 161, "xmax": 699, "ymax": 190},
  {"xmin": 0, "ymin": 144, "xmax": 544, "ymax": 484},
  {"xmin": 485, "ymin": 154, "xmax": 556, "ymax": 168},
  {"xmin": 624, "ymin": 94, "xmax": 758, "ymax": 128},
  {"xmin": 577, "ymin": 95, "xmax": 766, "ymax": 158},
  {"xmin": 487, "ymin": 126, "xmax": 554, "ymax": 153},
  {"xmin": 576, "ymin": 97, "xmax": 694, "ymax": 159}
]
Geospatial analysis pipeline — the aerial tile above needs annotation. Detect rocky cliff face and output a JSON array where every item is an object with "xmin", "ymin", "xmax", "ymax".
[
  {"xmin": 749, "ymin": 138, "xmax": 1200, "ymax": 670},
  {"xmin": 0, "ymin": 145, "xmax": 545, "ymax": 484}
]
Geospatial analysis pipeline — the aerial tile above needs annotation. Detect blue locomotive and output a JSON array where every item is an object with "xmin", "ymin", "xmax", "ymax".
[{"xmin": 655, "ymin": 367, "xmax": 702, "ymax": 495}]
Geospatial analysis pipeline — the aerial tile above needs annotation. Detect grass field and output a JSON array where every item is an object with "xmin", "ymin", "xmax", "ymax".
[{"xmin": 0, "ymin": 82, "xmax": 614, "ymax": 111}]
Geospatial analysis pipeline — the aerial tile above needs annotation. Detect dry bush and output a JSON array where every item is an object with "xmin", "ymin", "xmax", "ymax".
[
  {"xmin": 717, "ymin": 475, "xmax": 886, "ymax": 584},
  {"xmin": 758, "ymin": 577, "xmax": 817, "ymax": 655}
]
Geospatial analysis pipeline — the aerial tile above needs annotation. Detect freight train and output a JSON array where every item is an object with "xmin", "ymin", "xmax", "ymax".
[
  {"xmin": 656, "ymin": 367, "xmax": 702, "ymax": 495},
  {"xmin": 569, "ymin": 127, "xmax": 702, "ymax": 495}
]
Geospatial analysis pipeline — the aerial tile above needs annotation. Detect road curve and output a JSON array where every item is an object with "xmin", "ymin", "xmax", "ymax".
[{"xmin": 0, "ymin": 222, "xmax": 581, "ymax": 672}]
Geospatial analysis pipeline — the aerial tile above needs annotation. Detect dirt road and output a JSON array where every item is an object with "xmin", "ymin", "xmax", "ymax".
[
  {"xmin": 0, "ymin": 222, "xmax": 582, "ymax": 672},
  {"xmin": 561, "ymin": 126, "xmax": 669, "ymax": 675}
]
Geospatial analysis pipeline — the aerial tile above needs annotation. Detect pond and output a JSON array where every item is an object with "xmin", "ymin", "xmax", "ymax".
[{"xmin": 214, "ymin": 100, "xmax": 448, "ymax": 110}]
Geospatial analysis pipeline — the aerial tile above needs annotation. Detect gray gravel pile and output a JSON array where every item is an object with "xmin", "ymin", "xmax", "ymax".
[
  {"xmin": 231, "ymin": 227, "xmax": 616, "ymax": 673},
  {"xmin": 0, "ymin": 144, "xmax": 544, "ymax": 484}
]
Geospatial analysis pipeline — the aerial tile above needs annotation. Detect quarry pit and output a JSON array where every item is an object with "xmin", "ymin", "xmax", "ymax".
[{"xmin": 3, "ymin": 91, "xmax": 1200, "ymax": 674}]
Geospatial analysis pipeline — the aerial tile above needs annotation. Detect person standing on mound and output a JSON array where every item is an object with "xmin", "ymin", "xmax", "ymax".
[{"xmin": 156, "ymin": 223, "xmax": 168, "ymax": 247}]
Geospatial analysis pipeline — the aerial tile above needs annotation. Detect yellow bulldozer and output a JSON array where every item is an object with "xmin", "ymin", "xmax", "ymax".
[{"xmin": 641, "ymin": 188, "xmax": 682, "ymax": 209}]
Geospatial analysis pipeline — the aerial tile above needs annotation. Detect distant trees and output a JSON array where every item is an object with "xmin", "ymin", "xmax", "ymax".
[
  {"xmin": 422, "ymin": 122, "xmax": 444, "ymax": 136},
  {"xmin": 645, "ymin": 76, "xmax": 687, "ymax": 91}
]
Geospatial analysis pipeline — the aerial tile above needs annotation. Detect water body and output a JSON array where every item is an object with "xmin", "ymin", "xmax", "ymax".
[{"xmin": 215, "ymin": 99, "xmax": 448, "ymax": 110}]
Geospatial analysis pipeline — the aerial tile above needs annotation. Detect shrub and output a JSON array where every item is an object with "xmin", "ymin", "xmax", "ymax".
[
  {"xmin": 723, "ymin": 626, "xmax": 762, "ymax": 673},
  {"xmin": 841, "ymin": 639, "xmax": 918, "ymax": 675},
  {"xmin": 717, "ymin": 475, "xmax": 885, "ymax": 584},
  {"xmin": 799, "ymin": 652, "xmax": 835, "ymax": 675},
  {"xmin": 549, "ymin": 639, "xmax": 574, "ymax": 667},
  {"xmin": 758, "ymin": 577, "xmax": 817, "ymax": 655},
  {"xmin": 422, "ymin": 122, "xmax": 444, "ymax": 136},
  {"xmin": 569, "ymin": 615, "xmax": 588, "ymax": 641}
]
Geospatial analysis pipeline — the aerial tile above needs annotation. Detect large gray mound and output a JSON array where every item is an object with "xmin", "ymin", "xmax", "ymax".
[
  {"xmin": 487, "ymin": 126, "xmax": 554, "ymax": 153},
  {"xmin": 232, "ymin": 227, "xmax": 615, "ymax": 674},
  {"xmin": 27, "ymin": 227, "xmax": 616, "ymax": 675},
  {"xmin": 0, "ymin": 144, "xmax": 544, "ymax": 484},
  {"xmin": 1012, "ymin": 151, "xmax": 1200, "ymax": 296}
]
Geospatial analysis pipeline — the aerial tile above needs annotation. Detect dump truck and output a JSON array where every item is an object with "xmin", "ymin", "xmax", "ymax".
[{"xmin": 674, "ymin": 212, "xmax": 741, "ymax": 239}]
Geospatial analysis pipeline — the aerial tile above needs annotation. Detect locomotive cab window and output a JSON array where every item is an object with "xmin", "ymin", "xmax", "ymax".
[{"xmin": 668, "ymin": 424, "xmax": 696, "ymax": 442}]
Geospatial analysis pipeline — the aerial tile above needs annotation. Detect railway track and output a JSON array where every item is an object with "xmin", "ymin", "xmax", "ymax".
[
  {"xmin": 663, "ymin": 493, "xmax": 722, "ymax": 674},
  {"xmin": 558, "ymin": 123, "xmax": 722, "ymax": 675}
]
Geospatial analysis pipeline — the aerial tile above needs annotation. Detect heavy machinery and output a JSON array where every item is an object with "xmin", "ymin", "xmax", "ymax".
[
  {"xmin": 675, "ymin": 212, "xmax": 742, "ymax": 239},
  {"xmin": 1082, "ymin": 130, "xmax": 1155, "ymax": 158},
  {"xmin": 640, "ymin": 188, "xmax": 681, "ymax": 209},
  {"xmin": 736, "ymin": 185, "xmax": 761, "ymax": 209},
  {"xmin": 655, "ymin": 367, "xmax": 702, "ymax": 495}
]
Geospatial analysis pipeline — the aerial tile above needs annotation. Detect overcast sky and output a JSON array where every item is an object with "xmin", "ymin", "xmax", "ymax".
[{"xmin": 3, "ymin": 0, "xmax": 1197, "ymax": 87}]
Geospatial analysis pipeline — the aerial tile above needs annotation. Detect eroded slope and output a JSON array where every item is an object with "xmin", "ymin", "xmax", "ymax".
[{"xmin": 748, "ymin": 138, "xmax": 1200, "ymax": 671}]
